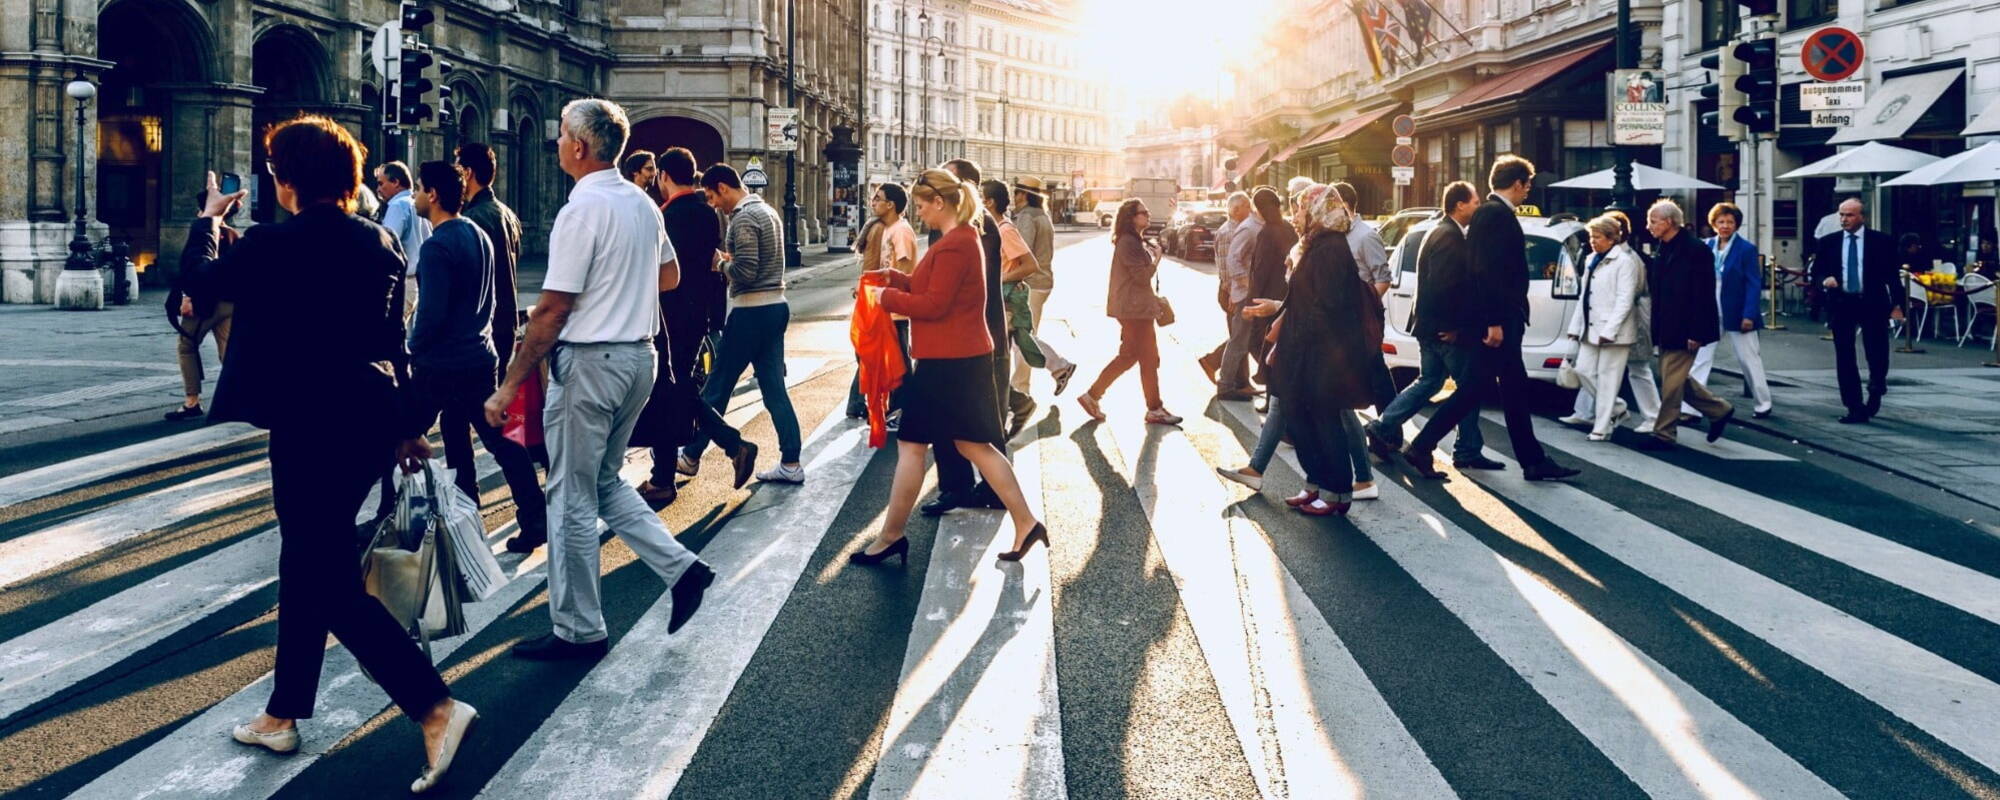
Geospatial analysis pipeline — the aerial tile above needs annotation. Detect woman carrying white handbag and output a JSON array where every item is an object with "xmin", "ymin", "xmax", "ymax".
[{"xmin": 1565, "ymin": 214, "xmax": 1647, "ymax": 441}]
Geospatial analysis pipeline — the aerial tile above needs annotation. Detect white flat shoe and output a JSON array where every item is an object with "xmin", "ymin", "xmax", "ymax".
[
  {"xmin": 1216, "ymin": 466, "xmax": 1264, "ymax": 491},
  {"xmin": 410, "ymin": 700, "xmax": 479, "ymax": 794},
  {"xmin": 1351, "ymin": 484, "xmax": 1380, "ymax": 501},
  {"xmin": 1557, "ymin": 415, "xmax": 1591, "ymax": 426},
  {"xmin": 1587, "ymin": 432, "xmax": 1610, "ymax": 442},
  {"xmin": 231, "ymin": 722, "xmax": 299, "ymax": 754}
]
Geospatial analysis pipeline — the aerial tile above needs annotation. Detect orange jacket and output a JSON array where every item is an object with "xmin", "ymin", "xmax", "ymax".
[{"xmin": 851, "ymin": 272, "xmax": 906, "ymax": 447}]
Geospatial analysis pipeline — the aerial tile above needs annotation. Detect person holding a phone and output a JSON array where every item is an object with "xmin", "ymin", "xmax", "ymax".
[{"xmin": 165, "ymin": 181, "xmax": 240, "ymax": 421}]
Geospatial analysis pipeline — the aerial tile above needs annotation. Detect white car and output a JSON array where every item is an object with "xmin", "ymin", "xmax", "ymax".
[{"xmin": 1380, "ymin": 211, "xmax": 1587, "ymax": 384}]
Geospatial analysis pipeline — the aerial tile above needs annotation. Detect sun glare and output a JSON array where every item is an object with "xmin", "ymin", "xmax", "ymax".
[{"xmin": 1070, "ymin": 0, "xmax": 1275, "ymax": 107}]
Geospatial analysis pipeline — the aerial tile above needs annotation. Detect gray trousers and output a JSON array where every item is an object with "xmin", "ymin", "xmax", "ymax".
[
  {"xmin": 544, "ymin": 341, "xmax": 700, "ymax": 644},
  {"xmin": 1217, "ymin": 300, "xmax": 1260, "ymax": 392}
]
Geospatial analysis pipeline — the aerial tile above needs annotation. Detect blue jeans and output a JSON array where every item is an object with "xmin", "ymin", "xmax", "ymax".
[
  {"xmin": 684, "ymin": 303, "xmax": 802, "ymax": 463},
  {"xmin": 1374, "ymin": 339, "xmax": 1484, "ymax": 461},
  {"xmin": 1249, "ymin": 395, "xmax": 1286, "ymax": 473}
]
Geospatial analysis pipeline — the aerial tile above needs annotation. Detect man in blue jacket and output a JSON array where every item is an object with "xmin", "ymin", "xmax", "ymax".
[{"xmin": 1692, "ymin": 202, "xmax": 1773, "ymax": 418}]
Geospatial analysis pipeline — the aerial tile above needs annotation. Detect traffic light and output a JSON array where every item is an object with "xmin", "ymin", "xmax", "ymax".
[
  {"xmin": 397, "ymin": 47, "xmax": 434, "ymax": 127},
  {"xmin": 433, "ymin": 67, "xmax": 454, "ymax": 132},
  {"xmin": 1700, "ymin": 49, "xmax": 1746, "ymax": 142},
  {"xmin": 1735, "ymin": 0, "xmax": 1777, "ymax": 16},
  {"xmin": 400, "ymin": 0, "xmax": 434, "ymax": 31},
  {"xmin": 1733, "ymin": 36, "xmax": 1779, "ymax": 135}
]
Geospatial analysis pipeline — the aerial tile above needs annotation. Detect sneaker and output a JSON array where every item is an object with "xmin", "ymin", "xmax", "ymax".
[
  {"xmin": 1051, "ymin": 363, "xmax": 1078, "ymax": 396},
  {"xmin": 1634, "ymin": 421, "xmax": 1656, "ymax": 435},
  {"xmin": 1216, "ymin": 466, "xmax": 1263, "ymax": 491},
  {"xmin": 1144, "ymin": 408, "xmax": 1184, "ymax": 426},
  {"xmin": 885, "ymin": 409, "xmax": 902, "ymax": 433},
  {"xmin": 756, "ymin": 463, "xmax": 806, "ymax": 484},
  {"xmin": 1351, "ymin": 483, "xmax": 1379, "ymax": 501},
  {"xmin": 677, "ymin": 453, "xmax": 700, "ymax": 477},
  {"xmin": 1557, "ymin": 414, "xmax": 1591, "ymax": 426}
]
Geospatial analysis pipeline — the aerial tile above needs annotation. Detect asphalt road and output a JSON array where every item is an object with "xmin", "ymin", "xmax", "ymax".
[{"xmin": 2, "ymin": 229, "xmax": 1997, "ymax": 799}]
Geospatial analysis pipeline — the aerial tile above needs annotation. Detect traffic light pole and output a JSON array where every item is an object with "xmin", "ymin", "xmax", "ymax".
[
  {"xmin": 783, "ymin": 0, "xmax": 803, "ymax": 268},
  {"xmin": 1607, "ymin": 0, "xmax": 1636, "ymax": 218}
]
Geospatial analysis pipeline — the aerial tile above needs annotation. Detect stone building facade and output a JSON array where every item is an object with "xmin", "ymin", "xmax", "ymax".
[{"xmin": 0, "ymin": 0, "xmax": 859, "ymax": 304}]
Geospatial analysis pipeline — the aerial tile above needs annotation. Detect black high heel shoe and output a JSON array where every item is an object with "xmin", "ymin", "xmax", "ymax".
[
  {"xmin": 997, "ymin": 523, "xmax": 1048, "ymax": 562},
  {"xmin": 849, "ymin": 537, "xmax": 909, "ymax": 566}
]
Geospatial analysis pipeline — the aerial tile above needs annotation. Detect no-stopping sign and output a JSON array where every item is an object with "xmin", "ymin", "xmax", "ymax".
[{"xmin": 1803, "ymin": 27, "xmax": 1864, "ymax": 82}]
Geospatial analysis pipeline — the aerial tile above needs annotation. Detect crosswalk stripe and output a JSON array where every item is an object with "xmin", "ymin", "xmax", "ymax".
[
  {"xmin": 476, "ymin": 412, "xmax": 873, "ymax": 800},
  {"xmin": 0, "ymin": 450, "xmax": 513, "ymax": 726},
  {"xmin": 1509, "ymin": 412, "xmax": 2000, "ymax": 627},
  {"xmin": 1434, "ymin": 424, "xmax": 2000, "ymax": 777},
  {"xmin": 0, "ymin": 423, "xmax": 262, "ymax": 510},
  {"xmin": 1113, "ymin": 396, "xmax": 1456, "ymax": 800},
  {"xmin": 0, "ymin": 459, "xmax": 271, "ymax": 589},
  {"xmin": 868, "ymin": 433, "xmax": 1066, "ymax": 800},
  {"xmin": 1216, "ymin": 403, "xmax": 1841, "ymax": 799}
]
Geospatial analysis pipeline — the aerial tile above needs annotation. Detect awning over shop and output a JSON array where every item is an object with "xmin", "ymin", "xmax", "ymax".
[
  {"xmin": 1291, "ymin": 105, "xmax": 1401, "ymax": 156},
  {"xmin": 1828, "ymin": 68, "xmax": 1964, "ymax": 144},
  {"xmin": 1962, "ymin": 92, "xmax": 2000, "ymax": 137},
  {"xmin": 1273, "ymin": 122, "xmax": 1336, "ymax": 163},
  {"xmin": 1233, "ymin": 142, "xmax": 1272, "ymax": 177},
  {"xmin": 1418, "ymin": 44, "xmax": 1610, "ymax": 122}
]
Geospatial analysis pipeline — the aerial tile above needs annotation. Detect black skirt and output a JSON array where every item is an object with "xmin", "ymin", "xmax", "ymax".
[{"xmin": 895, "ymin": 354, "xmax": 1004, "ymax": 445}]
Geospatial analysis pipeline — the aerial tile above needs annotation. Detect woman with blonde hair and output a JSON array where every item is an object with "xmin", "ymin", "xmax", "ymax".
[
  {"xmin": 1076, "ymin": 198, "xmax": 1183, "ymax": 426},
  {"xmin": 852, "ymin": 169, "xmax": 1048, "ymax": 565},
  {"xmin": 1243, "ymin": 183, "xmax": 1381, "ymax": 515},
  {"xmin": 1565, "ymin": 214, "xmax": 1648, "ymax": 440}
]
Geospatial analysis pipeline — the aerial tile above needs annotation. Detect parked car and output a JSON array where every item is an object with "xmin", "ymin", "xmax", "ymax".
[
  {"xmin": 1380, "ymin": 208, "xmax": 1586, "ymax": 385},
  {"xmin": 1165, "ymin": 209, "xmax": 1230, "ymax": 261},
  {"xmin": 1161, "ymin": 203, "xmax": 1215, "ymax": 255}
]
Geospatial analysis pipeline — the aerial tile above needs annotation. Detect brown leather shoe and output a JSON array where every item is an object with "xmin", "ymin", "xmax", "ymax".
[
  {"xmin": 1197, "ymin": 352, "xmax": 1222, "ymax": 385},
  {"xmin": 637, "ymin": 480, "xmax": 678, "ymax": 505}
]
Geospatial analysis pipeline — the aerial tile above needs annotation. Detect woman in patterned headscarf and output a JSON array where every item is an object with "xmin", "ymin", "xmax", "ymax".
[{"xmin": 1243, "ymin": 182, "xmax": 1382, "ymax": 516}]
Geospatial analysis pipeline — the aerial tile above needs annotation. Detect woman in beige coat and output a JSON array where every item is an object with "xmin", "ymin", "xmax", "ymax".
[
  {"xmin": 1565, "ymin": 214, "xmax": 1646, "ymax": 440},
  {"xmin": 1077, "ymin": 198, "xmax": 1183, "ymax": 426}
]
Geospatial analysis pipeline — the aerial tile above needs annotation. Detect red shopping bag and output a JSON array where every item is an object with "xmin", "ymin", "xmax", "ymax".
[{"xmin": 502, "ymin": 373, "xmax": 545, "ymax": 449}]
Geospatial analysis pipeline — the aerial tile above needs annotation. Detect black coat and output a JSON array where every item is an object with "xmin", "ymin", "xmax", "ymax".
[
  {"xmin": 181, "ymin": 206, "xmax": 417, "ymax": 437},
  {"xmin": 1269, "ymin": 231, "xmax": 1382, "ymax": 411},
  {"xmin": 1467, "ymin": 195, "xmax": 1529, "ymax": 326},
  {"xmin": 1249, "ymin": 218, "xmax": 1297, "ymax": 303},
  {"xmin": 1810, "ymin": 227, "xmax": 1906, "ymax": 315},
  {"xmin": 459, "ymin": 188, "xmax": 521, "ymax": 372},
  {"xmin": 1649, "ymin": 229, "xmax": 1722, "ymax": 349},
  {"xmin": 631, "ymin": 192, "xmax": 728, "ymax": 450},
  {"xmin": 1411, "ymin": 220, "xmax": 1484, "ymax": 340}
]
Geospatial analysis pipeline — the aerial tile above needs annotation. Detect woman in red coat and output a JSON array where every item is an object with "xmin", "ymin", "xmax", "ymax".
[{"xmin": 850, "ymin": 169, "xmax": 1048, "ymax": 566}]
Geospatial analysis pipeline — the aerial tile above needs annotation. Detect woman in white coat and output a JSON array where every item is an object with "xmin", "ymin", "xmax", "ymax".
[{"xmin": 1566, "ymin": 214, "xmax": 1647, "ymax": 440}]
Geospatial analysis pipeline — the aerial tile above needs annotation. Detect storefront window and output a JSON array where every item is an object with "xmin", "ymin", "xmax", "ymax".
[
  {"xmin": 1454, "ymin": 126, "xmax": 1482, "ymax": 184},
  {"xmin": 1787, "ymin": 0, "xmax": 1835, "ymax": 28},
  {"xmin": 1700, "ymin": 0, "xmax": 1739, "ymax": 51}
]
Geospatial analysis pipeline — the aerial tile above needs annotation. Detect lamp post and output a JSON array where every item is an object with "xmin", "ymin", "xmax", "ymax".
[
  {"xmin": 783, "ymin": 0, "xmax": 802, "ymax": 267},
  {"xmin": 56, "ymin": 72, "xmax": 104, "ymax": 310},
  {"xmin": 1606, "ymin": 0, "xmax": 1636, "ymax": 217},
  {"xmin": 923, "ymin": 34, "xmax": 943, "ymax": 168},
  {"xmin": 999, "ymin": 94, "xmax": 1010, "ymax": 183}
]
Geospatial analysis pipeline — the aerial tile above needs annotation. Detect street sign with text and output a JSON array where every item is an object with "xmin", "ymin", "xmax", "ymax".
[
  {"xmin": 767, "ymin": 108, "xmax": 798, "ymax": 152},
  {"xmin": 743, "ymin": 156, "xmax": 769, "ymax": 188},
  {"xmin": 1802, "ymin": 27, "xmax": 1864, "ymax": 82},
  {"xmin": 1800, "ymin": 81, "xmax": 1866, "ymax": 110},
  {"xmin": 1812, "ymin": 109, "xmax": 1856, "ymax": 127},
  {"xmin": 1391, "ymin": 166, "xmax": 1415, "ymax": 185}
]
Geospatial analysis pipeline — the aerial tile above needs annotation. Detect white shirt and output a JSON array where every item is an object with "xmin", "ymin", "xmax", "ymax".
[
  {"xmin": 542, "ymin": 168, "xmax": 677, "ymax": 343},
  {"xmin": 381, "ymin": 189, "xmax": 432, "ymax": 277}
]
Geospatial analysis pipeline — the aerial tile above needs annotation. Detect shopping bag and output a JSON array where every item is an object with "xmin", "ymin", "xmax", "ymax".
[
  {"xmin": 434, "ymin": 464, "xmax": 507, "ymax": 601},
  {"xmin": 359, "ymin": 463, "xmax": 467, "ymax": 656},
  {"xmin": 502, "ymin": 373, "xmax": 545, "ymax": 449}
]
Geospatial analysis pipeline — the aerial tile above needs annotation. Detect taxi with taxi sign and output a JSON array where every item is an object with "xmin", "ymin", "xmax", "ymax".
[{"xmin": 1379, "ymin": 203, "xmax": 1587, "ymax": 384}]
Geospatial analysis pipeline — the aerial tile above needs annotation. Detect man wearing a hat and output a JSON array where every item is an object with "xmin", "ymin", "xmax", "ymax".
[{"xmin": 1006, "ymin": 177, "xmax": 1077, "ymax": 433}]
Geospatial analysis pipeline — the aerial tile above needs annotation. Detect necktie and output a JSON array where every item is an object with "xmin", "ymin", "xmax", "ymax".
[{"xmin": 1846, "ymin": 233, "xmax": 1861, "ymax": 294}]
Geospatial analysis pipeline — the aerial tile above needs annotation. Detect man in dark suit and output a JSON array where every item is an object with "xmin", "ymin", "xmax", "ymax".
[
  {"xmin": 922, "ymin": 157, "xmax": 1014, "ymax": 516},
  {"xmin": 1367, "ymin": 181, "xmax": 1495, "ymax": 469},
  {"xmin": 1641, "ymin": 199, "xmax": 1734, "ymax": 450},
  {"xmin": 1810, "ymin": 197, "xmax": 1906, "ymax": 423},
  {"xmin": 634, "ymin": 147, "xmax": 758, "ymax": 503},
  {"xmin": 1399, "ymin": 158, "xmax": 1578, "ymax": 481}
]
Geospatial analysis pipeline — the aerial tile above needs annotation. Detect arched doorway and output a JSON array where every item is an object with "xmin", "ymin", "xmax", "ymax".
[
  {"xmin": 628, "ymin": 116, "xmax": 727, "ymax": 173},
  {"xmin": 250, "ymin": 25, "xmax": 332, "ymax": 223},
  {"xmin": 96, "ymin": 0, "xmax": 216, "ymax": 274},
  {"xmin": 508, "ymin": 97, "xmax": 542, "ymax": 226},
  {"xmin": 443, "ymin": 77, "xmax": 489, "ymax": 160}
]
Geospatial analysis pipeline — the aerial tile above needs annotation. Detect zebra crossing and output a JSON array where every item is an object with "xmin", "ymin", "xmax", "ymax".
[{"xmin": 3, "ymin": 239, "xmax": 1999, "ymax": 799}]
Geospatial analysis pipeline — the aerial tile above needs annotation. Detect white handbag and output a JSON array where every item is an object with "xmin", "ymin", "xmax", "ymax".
[
  {"xmin": 360, "ymin": 462, "xmax": 465, "ymax": 653},
  {"xmin": 1556, "ymin": 343, "xmax": 1583, "ymax": 390}
]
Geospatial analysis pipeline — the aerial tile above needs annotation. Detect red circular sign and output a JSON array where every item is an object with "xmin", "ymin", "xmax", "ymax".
[
  {"xmin": 1391, "ymin": 114, "xmax": 1416, "ymax": 137},
  {"xmin": 1391, "ymin": 144, "xmax": 1416, "ymax": 168},
  {"xmin": 1802, "ymin": 27, "xmax": 1864, "ymax": 82}
]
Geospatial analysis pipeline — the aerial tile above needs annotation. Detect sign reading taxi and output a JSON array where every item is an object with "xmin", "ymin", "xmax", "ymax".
[{"xmin": 1800, "ymin": 81, "xmax": 1867, "ymax": 110}]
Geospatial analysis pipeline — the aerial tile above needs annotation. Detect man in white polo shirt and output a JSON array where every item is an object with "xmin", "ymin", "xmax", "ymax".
[{"xmin": 485, "ymin": 97, "xmax": 714, "ymax": 661}]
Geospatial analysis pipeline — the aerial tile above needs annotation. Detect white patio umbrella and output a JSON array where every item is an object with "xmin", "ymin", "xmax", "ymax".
[
  {"xmin": 1550, "ymin": 161, "xmax": 1722, "ymax": 191},
  {"xmin": 1776, "ymin": 141, "xmax": 1940, "ymax": 179},
  {"xmin": 1880, "ymin": 141, "xmax": 2000, "ymax": 187}
]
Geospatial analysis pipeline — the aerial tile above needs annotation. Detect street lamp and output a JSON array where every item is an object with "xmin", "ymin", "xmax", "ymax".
[
  {"xmin": 1606, "ymin": 0, "xmax": 1636, "ymax": 218},
  {"xmin": 999, "ymin": 95, "xmax": 1010, "ymax": 183},
  {"xmin": 783, "ymin": 0, "xmax": 802, "ymax": 267},
  {"xmin": 922, "ymin": 33, "xmax": 944, "ymax": 169},
  {"xmin": 56, "ymin": 71, "xmax": 104, "ymax": 310}
]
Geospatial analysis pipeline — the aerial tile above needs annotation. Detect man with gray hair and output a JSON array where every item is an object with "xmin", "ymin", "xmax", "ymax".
[
  {"xmin": 1200, "ymin": 192, "xmax": 1256, "ymax": 391},
  {"xmin": 1213, "ymin": 191, "xmax": 1265, "ymax": 399},
  {"xmin": 484, "ymin": 98, "xmax": 715, "ymax": 660},
  {"xmin": 1641, "ymin": 197, "xmax": 1734, "ymax": 449}
]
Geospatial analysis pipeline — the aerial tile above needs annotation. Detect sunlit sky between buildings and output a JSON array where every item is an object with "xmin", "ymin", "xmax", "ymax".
[{"xmin": 1069, "ymin": 0, "xmax": 1275, "ymax": 109}]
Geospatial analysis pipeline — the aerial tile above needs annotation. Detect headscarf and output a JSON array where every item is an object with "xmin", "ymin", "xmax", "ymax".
[{"xmin": 1298, "ymin": 182, "xmax": 1354, "ymax": 234}]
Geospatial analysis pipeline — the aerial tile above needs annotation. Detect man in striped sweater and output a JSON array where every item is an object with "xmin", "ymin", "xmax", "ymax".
[{"xmin": 678, "ymin": 164, "xmax": 806, "ymax": 484}]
